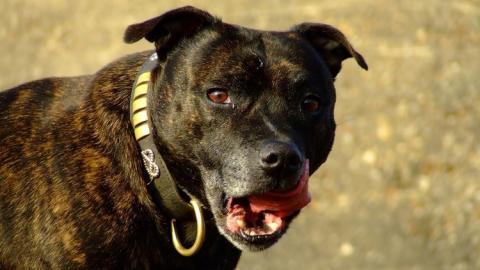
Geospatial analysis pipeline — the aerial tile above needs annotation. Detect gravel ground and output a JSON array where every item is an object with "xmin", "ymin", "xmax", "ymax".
[{"xmin": 1, "ymin": 1, "xmax": 479, "ymax": 269}]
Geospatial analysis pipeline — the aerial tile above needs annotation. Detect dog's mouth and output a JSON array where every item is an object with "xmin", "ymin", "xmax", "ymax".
[
  {"xmin": 220, "ymin": 160, "xmax": 311, "ymax": 250},
  {"xmin": 225, "ymin": 197, "xmax": 285, "ymax": 238}
]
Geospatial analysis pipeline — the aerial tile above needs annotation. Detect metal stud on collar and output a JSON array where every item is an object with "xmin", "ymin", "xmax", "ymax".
[{"xmin": 171, "ymin": 199, "xmax": 206, "ymax": 256}]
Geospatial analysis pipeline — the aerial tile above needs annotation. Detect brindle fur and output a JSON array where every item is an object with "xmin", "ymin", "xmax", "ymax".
[{"xmin": 0, "ymin": 6, "xmax": 366, "ymax": 269}]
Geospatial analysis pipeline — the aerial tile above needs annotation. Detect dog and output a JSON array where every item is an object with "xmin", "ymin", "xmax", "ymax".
[{"xmin": 0, "ymin": 6, "xmax": 367, "ymax": 269}]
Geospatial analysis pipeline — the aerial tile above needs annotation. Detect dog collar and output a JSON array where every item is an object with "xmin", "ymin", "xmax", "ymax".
[{"xmin": 129, "ymin": 52, "xmax": 205, "ymax": 256}]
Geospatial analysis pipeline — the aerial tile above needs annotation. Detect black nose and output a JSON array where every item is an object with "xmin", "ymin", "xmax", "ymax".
[{"xmin": 259, "ymin": 141, "xmax": 302, "ymax": 176}]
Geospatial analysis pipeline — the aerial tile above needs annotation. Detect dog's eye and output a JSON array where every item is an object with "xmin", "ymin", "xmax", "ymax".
[
  {"xmin": 207, "ymin": 89, "xmax": 231, "ymax": 104},
  {"xmin": 302, "ymin": 96, "xmax": 321, "ymax": 113}
]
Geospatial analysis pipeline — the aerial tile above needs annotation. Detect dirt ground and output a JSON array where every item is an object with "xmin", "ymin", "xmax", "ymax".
[{"xmin": 1, "ymin": 0, "xmax": 479, "ymax": 269}]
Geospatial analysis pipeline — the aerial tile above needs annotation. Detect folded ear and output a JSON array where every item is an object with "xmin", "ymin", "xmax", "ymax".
[
  {"xmin": 292, "ymin": 23, "xmax": 368, "ymax": 78},
  {"xmin": 124, "ymin": 6, "xmax": 218, "ymax": 59}
]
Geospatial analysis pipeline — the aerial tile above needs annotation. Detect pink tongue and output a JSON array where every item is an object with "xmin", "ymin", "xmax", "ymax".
[{"xmin": 249, "ymin": 160, "xmax": 311, "ymax": 218}]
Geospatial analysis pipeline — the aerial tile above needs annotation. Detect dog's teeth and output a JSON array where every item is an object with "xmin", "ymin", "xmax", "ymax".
[
  {"xmin": 244, "ymin": 229, "xmax": 254, "ymax": 236},
  {"xmin": 236, "ymin": 219, "xmax": 246, "ymax": 229},
  {"xmin": 249, "ymin": 230, "xmax": 257, "ymax": 236},
  {"xmin": 267, "ymin": 222, "xmax": 279, "ymax": 232}
]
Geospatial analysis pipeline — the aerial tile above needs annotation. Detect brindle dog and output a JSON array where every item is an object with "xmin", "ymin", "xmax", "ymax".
[{"xmin": 0, "ymin": 6, "xmax": 367, "ymax": 269}]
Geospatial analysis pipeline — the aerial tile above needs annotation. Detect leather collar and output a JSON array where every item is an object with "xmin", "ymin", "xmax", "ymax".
[{"xmin": 129, "ymin": 52, "xmax": 205, "ymax": 256}]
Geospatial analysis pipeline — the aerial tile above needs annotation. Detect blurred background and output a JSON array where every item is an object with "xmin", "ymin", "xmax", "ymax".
[{"xmin": 1, "ymin": 0, "xmax": 479, "ymax": 269}]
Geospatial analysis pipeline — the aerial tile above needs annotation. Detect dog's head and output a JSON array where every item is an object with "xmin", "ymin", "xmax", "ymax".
[{"xmin": 125, "ymin": 6, "xmax": 367, "ymax": 251}]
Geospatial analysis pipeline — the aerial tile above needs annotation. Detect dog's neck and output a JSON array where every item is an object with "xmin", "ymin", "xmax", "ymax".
[
  {"xmin": 79, "ymin": 51, "xmax": 241, "ymax": 267},
  {"xmin": 129, "ymin": 52, "xmax": 209, "ymax": 256}
]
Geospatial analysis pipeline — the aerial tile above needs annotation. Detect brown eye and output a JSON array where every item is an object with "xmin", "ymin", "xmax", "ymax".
[
  {"xmin": 207, "ymin": 89, "xmax": 231, "ymax": 104},
  {"xmin": 302, "ymin": 96, "xmax": 321, "ymax": 113}
]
